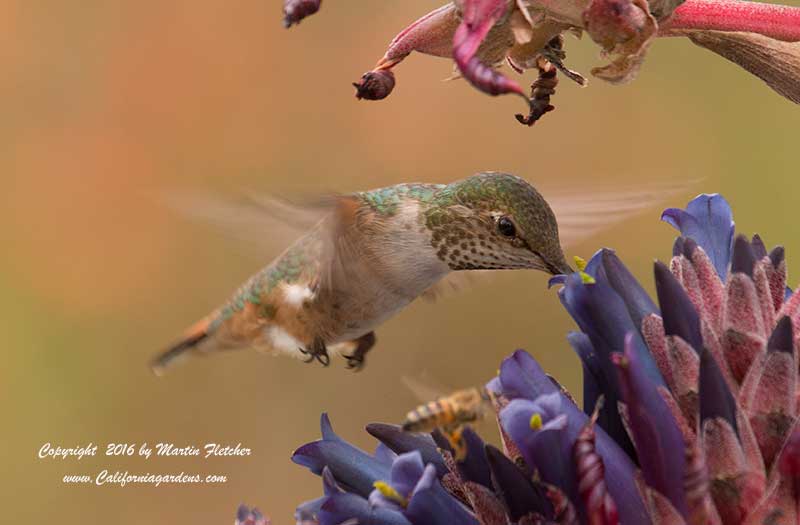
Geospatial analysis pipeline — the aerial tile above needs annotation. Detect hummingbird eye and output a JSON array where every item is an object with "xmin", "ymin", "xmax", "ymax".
[{"xmin": 497, "ymin": 216, "xmax": 516, "ymax": 238}]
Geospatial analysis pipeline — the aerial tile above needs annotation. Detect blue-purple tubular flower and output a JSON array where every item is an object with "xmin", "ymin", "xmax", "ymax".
[
  {"xmin": 485, "ymin": 444, "xmax": 554, "ymax": 521},
  {"xmin": 699, "ymin": 347, "xmax": 740, "ymax": 438},
  {"xmin": 455, "ymin": 427, "xmax": 494, "ymax": 490},
  {"xmin": 662, "ymin": 193, "xmax": 735, "ymax": 280},
  {"xmin": 586, "ymin": 249, "xmax": 660, "ymax": 331},
  {"xmin": 293, "ymin": 415, "xmax": 477, "ymax": 525},
  {"xmin": 292, "ymin": 413, "xmax": 391, "ymax": 496},
  {"xmin": 560, "ymin": 254, "xmax": 664, "ymax": 387},
  {"xmin": 567, "ymin": 331, "xmax": 604, "ymax": 416},
  {"xmin": 557, "ymin": 255, "xmax": 663, "ymax": 459},
  {"xmin": 369, "ymin": 452, "xmax": 427, "ymax": 511},
  {"xmin": 654, "ymin": 260, "xmax": 704, "ymax": 352},
  {"xmin": 499, "ymin": 395, "xmax": 575, "ymax": 503},
  {"xmin": 403, "ymin": 464, "xmax": 479, "ymax": 525},
  {"xmin": 236, "ymin": 504, "xmax": 268, "ymax": 525},
  {"xmin": 613, "ymin": 333, "xmax": 688, "ymax": 517},
  {"xmin": 318, "ymin": 493, "xmax": 411, "ymax": 525},
  {"xmin": 366, "ymin": 424, "xmax": 448, "ymax": 478},
  {"xmin": 495, "ymin": 350, "xmax": 650, "ymax": 524},
  {"xmin": 295, "ymin": 467, "xmax": 344, "ymax": 523}
]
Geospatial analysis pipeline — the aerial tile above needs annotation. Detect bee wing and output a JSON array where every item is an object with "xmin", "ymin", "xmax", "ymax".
[
  {"xmin": 546, "ymin": 181, "xmax": 698, "ymax": 249},
  {"xmin": 401, "ymin": 374, "xmax": 451, "ymax": 404}
]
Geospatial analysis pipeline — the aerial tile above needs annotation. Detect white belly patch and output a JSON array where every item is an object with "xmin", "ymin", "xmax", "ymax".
[
  {"xmin": 281, "ymin": 283, "xmax": 315, "ymax": 308},
  {"xmin": 264, "ymin": 326, "xmax": 305, "ymax": 359},
  {"xmin": 262, "ymin": 325, "xmax": 353, "ymax": 360}
]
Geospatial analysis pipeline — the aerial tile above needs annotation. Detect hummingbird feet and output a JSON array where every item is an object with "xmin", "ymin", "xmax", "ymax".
[
  {"xmin": 300, "ymin": 336, "xmax": 330, "ymax": 366},
  {"xmin": 344, "ymin": 332, "xmax": 376, "ymax": 372}
]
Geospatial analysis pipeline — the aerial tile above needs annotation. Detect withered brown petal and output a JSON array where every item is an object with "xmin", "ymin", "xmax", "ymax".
[{"xmin": 685, "ymin": 30, "xmax": 800, "ymax": 104}]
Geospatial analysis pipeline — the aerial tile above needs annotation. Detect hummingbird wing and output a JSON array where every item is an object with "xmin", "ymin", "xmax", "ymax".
[
  {"xmin": 160, "ymin": 188, "xmax": 383, "ymax": 317},
  {"xmin": 159, "ymin": 189, "xmax": 332, "ymax": 260},
  {"xmin": 546, "ymin": 182, "xmax": 696, "ymax": 249}
]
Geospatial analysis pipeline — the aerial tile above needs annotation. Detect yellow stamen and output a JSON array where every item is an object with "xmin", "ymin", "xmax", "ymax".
[
  {"xmin": 530, "ymin": 413, "xmax": 543, "ymax": 430},
  {"xmin": 574, "ymin": 256, "xmax": 588, "ymax": 272},
  {"xmin": 579, "ymin": 271, "xmax": 596, "ymax": 284},
  {"xmin": 373, "ymin": 481, "xmax": 408, "ymax": 507}
]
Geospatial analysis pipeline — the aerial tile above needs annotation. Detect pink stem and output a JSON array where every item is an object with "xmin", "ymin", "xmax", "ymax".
[{"xmin": 661, "ymin": 0, "xmax": 800, "ymax": 41}]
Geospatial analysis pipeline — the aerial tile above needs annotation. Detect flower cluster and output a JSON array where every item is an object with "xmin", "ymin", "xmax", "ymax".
[
  {"xmin": 271, "ymin": 192, "xmax": 800, "ymax": 524},
  {"xmin": 282, "ymin": 0, "xmax": 800, "ymax": 125}
]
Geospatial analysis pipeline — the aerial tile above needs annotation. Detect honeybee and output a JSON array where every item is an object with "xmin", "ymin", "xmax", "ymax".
[{"xmin": 401, "ymin": 386, "xmax": 497, "ymax": 460}]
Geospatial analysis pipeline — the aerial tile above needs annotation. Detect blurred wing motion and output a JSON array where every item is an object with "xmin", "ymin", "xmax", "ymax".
[
  {"xmin": 546, "ymin": 181, "xmax": 697, "ymax": 249},
  {"xmin": 159, "ymin": 190, "xmax": 327, "ymax": 259},
  {"xmin": 151, "ymin": 191, "xmax": 371, "ymax": 374},
  {"xmin": 160, "ymin": 189, "xmax": 373, "ymax": 293}
]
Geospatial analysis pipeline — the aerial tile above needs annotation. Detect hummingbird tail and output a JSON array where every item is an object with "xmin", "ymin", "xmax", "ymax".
[{"xmin": 150, "ymin": 319, "xmax": 212, "ymax": 376}]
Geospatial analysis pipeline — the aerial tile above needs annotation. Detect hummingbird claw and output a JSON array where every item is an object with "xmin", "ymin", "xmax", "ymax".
[
  {"xmin": 299, "ymin": 336, "xmax": 329, "ymax": 367},
  {"xmin": 345, "ymin": 355, "xmax": 365, "ymax": 371},
  {"xmin": 344, "ymin": 331, "xmax": 376, "ymax": 372}
]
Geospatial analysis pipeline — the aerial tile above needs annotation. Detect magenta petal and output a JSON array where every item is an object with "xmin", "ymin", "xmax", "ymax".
[{"xmin": 452, "ymin": 0, "xmax": 524, "ymax": 98}]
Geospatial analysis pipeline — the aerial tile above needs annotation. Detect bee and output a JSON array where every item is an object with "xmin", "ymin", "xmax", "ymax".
[
  {"xmin": 401, "ymin": 386, "xmax": 495, "ymax": 460},
  {"xmin": 401, "ymin": 386, "xmax": 494, "ymax": 433}
]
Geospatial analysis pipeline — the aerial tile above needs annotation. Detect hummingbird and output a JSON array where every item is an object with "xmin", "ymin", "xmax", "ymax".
[{"xmin": 151, "ymin": 171, "xmax": 675, "ymax": 374}]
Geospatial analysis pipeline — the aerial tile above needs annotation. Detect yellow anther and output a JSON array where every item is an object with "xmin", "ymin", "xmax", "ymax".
[
  {"xmin": 373, "ymin": 481, "xmax": 408, "ymax": 507},
  {"xmin": 579, "ymin": 271, "xmax": 596, "ymax": 284},
  {"xmin": 530, "ymin": 413, "xmax": 543, "ymax": 430},
  {"xmin": 574, "ymin": 256, "xmax": 588, "ymax": 272}
]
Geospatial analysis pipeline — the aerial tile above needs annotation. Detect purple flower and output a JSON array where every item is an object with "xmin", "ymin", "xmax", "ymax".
[
  {"xmin": 292, "ymin": 413, "xmax": 391, "ymax": 497},
  {"xmin": 292, "ymin": 415, "xmax": 477, "ymax": 525},
  {"xmin": 662, "ymin": 193, "xmax": 735, "ymax": 280},
  {"xmin": 236, "ymin": 504, "xmax": 270, "ymax": 525},
  {"xmin": 271, "ymin": 191, "xmax": 800, "ymax": 524}
]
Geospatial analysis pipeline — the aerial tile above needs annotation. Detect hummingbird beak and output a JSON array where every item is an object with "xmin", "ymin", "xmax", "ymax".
[
  {"xmin": 546, "ymin": 259, "xmax": 574, "ymax": 276},
  {"xmin": 530, "ymin": 249, "xmax": 573, "ymax": 276}
]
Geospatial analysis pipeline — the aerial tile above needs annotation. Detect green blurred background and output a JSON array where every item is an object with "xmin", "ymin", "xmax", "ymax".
[{"xmin": 3, "ymin": 1, "xmax": 799, "ymax": 523}]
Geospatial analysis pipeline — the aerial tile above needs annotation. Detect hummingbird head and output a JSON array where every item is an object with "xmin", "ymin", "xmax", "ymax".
[{"xmin": 426, "ymin": 172, "xmax": 572, "ymax": 275}]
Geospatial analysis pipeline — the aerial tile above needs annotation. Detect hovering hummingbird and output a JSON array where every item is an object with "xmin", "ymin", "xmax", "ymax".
[{"xmin": 151, "ymin": 172, "xmax": 677, "ymax": 374}]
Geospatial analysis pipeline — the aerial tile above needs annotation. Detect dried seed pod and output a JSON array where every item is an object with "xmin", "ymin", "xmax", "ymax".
[
  {"xmin": 353, "ymin": 70, "xmax": 396, "ymax": 100},
  {"xmin": 283, "ymin": 0, "xmax": 321, "ymax": 28},
  {"xmin": 515, "ymin": 56, "xmax": 557, "ymax": 126}
]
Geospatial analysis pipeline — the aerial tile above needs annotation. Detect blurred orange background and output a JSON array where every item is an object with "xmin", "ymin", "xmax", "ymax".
[{"xmin": 4, "ymin": 1, "xmax": 799, "ymax": 523}]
